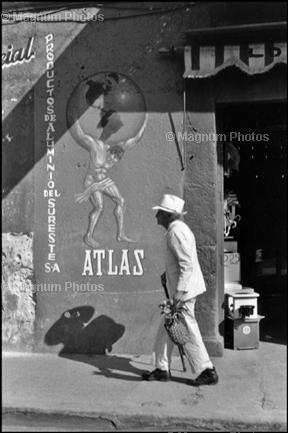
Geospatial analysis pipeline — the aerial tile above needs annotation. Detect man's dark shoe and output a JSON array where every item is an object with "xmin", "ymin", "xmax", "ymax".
[
  {"xmin": 142, "ymin": 368, "xmax": 171, "ymax": 381},
  {"xmin": 187, "ymin": 367, "xmax": 218, "ymax": 386}
]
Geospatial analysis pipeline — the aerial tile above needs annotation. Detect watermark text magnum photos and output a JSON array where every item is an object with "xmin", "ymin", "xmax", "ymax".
[
  {"xmin": 1, "ymin": 282, "xmax": 105, "ymax": 293},
  {"xmin": 44, "ymin": 34, "xmax": 60, "ymax": 274},
  {"xmin": 165, "ymin": 131, "xmax": 270, "ymax": 143},
  {"xmin": 1, "ymin": 10, "xmax": 104, "ymax": 23}
]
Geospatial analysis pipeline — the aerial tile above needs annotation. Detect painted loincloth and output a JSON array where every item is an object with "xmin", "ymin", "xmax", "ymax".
[{"xmin": 75, "ymin": 177, "xmax": 115, "ymax": 203}]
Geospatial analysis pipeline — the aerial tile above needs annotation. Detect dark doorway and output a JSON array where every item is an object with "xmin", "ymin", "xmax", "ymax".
[{"xmin": 217, "ymin": 101, "xmax": 287, "ymax": 344}]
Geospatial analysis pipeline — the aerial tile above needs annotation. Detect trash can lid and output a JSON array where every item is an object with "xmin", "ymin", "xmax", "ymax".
[{"xmin": 232, "ymin": 291, "xmax": 259, "ymax": 297}]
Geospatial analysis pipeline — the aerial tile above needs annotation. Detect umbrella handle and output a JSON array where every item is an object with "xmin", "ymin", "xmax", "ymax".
[{"xmin": 178, "ymin": 344, "xmax": 186, "ymax": 372}]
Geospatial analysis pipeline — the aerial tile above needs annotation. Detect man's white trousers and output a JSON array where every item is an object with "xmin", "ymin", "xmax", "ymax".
[{"xmin": 154, "ymin": 298, "xmax": 213, "ymax": 378}]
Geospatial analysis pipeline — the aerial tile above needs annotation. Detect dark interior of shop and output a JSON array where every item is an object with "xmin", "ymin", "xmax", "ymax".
[{"xmin": 218, "ymin": 101, "xmax": 287, "ymax": 344}]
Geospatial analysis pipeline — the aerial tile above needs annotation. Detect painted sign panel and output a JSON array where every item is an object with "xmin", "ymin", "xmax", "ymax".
[
  {"xmin": 2, "ymin": 36, "xmax": 35, "ymax": 68},
  {"xmin": 2, "ymin": 11, "xmax": 186, "ymax": 353},
  {"xmin": 184, "ymin": 42, "xmax": 287, "ymax": 78},
  {"xmin": 34, "ymin": 38, "xmax": 149, "ymax": 282},
  {"xmin": 66, "ymin": 72, "xmax": 148, "ymax": 249}
]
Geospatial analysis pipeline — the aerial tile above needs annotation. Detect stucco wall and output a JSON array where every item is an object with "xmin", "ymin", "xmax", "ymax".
[
  {"xmin": 2, "ymin": 233, "xmax": 35, "ymax": 351},
  {"xmin": 184, "ymin": 79, "xmax": 223, "ymax": 355},
  {"xmin": 3, "ymin": 2, "xmax": 285, "ymax": 355},
  {"xmin": 2, "ymin": 4, "xmax": 193, "ymax": 354}
]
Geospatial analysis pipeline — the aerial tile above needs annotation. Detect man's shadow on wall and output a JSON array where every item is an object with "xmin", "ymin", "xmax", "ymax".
[{"xmin": 44, "ymin": 306, "xmax": 145, "ymax": 381}]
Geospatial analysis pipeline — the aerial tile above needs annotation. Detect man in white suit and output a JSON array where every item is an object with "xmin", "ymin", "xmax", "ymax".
[{"xmin": 142, "ymin": 194, "xmax": 218, "ymax": 386}]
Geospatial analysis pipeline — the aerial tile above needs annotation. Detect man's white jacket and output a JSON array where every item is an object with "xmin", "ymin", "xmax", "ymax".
[{"xmin": 165, "ymin": 219, "xmax": 207, "ymax": 300}]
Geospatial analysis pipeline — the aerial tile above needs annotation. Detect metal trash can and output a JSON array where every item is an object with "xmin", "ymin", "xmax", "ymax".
[{"xmin": 224, "ymin": 289, "xmax": 264, "ymax": 349}]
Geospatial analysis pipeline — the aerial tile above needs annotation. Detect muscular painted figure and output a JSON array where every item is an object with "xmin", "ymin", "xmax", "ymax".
[{"xmin": 68, "ymin": 93, "xmax": 147, "ymax": 249}]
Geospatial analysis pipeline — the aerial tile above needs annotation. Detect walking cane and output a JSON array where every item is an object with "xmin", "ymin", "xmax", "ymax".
[{"xmin": 161, "ymin": 274, "xmax": 187, "ymax": 372}]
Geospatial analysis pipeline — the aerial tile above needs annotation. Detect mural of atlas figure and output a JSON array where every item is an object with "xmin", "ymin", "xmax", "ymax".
[{"xmin": 67, "ymin": 72, "xmax": 147, "ymax": 248}]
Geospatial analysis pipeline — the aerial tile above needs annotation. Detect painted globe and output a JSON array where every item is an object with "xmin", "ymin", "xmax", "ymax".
[{"xmin": 67, "ymin": 72, "xmax": 147, "ymax": 146}]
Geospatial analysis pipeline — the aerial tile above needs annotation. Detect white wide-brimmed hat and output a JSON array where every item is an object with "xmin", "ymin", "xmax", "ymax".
[{"xmin": 152, "ymin": 194, "xmax": 187, "ymax": 215}]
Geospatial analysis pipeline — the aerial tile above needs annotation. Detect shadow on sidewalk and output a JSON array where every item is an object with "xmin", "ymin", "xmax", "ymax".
[
  {"xmin": 44, "ymin": 305, "xmax": 148, "ymax": 381},
  {"xmin": 60, "ymin": 352, "xmax": 190, "ymax": 384},
  {"xmin": 61, "ymin": 353, "xmax": 145, "ymax": 381},
  {"xmin": 44, "ymin": 305, "xmax": 191, "ymax": 383},
  {"xmin": 45, "ymin": 306, "xmax": 125, "ymax": 356}
]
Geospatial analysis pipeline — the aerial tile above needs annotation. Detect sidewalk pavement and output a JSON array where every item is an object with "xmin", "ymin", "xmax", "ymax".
[{"xmin": 2, "ymin": 342, "xmax": 287, "ymax": 432}]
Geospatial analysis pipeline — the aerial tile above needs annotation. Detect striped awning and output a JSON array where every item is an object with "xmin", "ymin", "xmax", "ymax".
[{"xmin": 184, "ymin": 42, "xmax": 287, "ymax": 78}]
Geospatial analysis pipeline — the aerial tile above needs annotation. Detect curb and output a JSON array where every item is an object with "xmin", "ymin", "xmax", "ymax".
[{"xmin": 2, "ymin": 407, "xmax": 287, "ymax": 432}]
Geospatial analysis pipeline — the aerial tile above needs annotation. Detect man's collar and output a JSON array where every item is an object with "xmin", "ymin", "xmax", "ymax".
[{"xmin": 167, "ymin": 219, "xmax": 181, "ymax": 232}]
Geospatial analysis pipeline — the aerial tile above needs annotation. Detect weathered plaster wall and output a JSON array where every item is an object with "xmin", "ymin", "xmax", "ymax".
[
  {"xmin": 2, "ymin": 4, "xmax": 193, "ymax": 354},
  {"xmin": 2, "ymin": 233, "xmax": 35, "ymax": 351},
  {"xmin": 184, "ymin": 79, "xmax": 223, "ymax": 355},
  {"xmin": 4, "ymin": 2, "xmax": 284, "ymax": 354}
]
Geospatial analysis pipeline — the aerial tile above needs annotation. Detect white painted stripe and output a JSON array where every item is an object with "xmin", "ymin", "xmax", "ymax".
[
  {"xmin": 199, "ymin": 46, "xmax": 216, "ymax": 72},
  {"xmin": 274, "ymin": 42, "xmax": 287, "ymax": 63},
  {"xmin": 183, "ymin": 42, "xmax": 286, "ymax": 78},
  {"xmin": 223, "ymin": 45, "xmax": 240, "ymax": 64},
  {"xmin": 248, "ymin": 44, "xmax": 265, "ymax": 72},
  {"xmin": 184, "ymin": 46, "xmax": 192, "ymax": 78}
]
